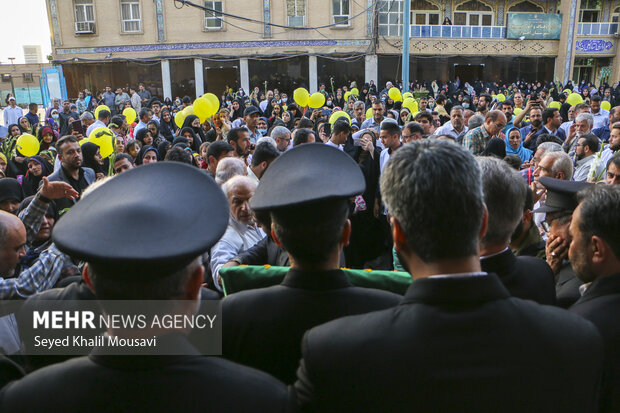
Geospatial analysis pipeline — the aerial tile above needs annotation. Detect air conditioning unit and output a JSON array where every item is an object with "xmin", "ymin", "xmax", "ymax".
[
  {"xmin": 75, "ymin": 21, "xmax": 96, "ymax": 34},
  {"xmin": 22, "ymin": 73, "xmax": 33, "ymax": 82}
]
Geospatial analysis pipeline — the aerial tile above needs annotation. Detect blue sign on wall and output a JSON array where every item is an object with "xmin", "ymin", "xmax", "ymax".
[{"xmin": 506, "ymin": 13, "xmax": 562, "ymax": 39}]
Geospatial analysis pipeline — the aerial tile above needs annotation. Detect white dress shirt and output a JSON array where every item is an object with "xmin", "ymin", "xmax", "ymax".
[
  {"xmin": 325, "ymin": 140, "xmax": 344, "ymax": 151},
  {"xmin": 435, "ymin": 122, "xmax": 469, "ymax": 140},
  {"xmin": 210, "ymin": 218, "xmax": 266, "ymax": 290}
]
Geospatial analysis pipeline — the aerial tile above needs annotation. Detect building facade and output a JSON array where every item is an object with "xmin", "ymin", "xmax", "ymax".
[{"xmin": 46, "ymin": 0, "xmax": 619, "ymax": 98}]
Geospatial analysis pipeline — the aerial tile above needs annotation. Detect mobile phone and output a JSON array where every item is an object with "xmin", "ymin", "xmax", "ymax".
[
  {"xmin": 71, "ymin": 120, "xmax": 84, "ymax": 135},
  {"xmin": 352, "ymin": 130, "xmax": 364, "ymax": 146}
]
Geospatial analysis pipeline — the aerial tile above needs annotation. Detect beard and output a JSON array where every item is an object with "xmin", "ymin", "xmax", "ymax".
[
  {"xmin": 611, "ymin": 142, "xmax": 620, "ymax": 152},
  {"xmin": 531, "ymin": 120, "xmax": 542, "ymax": 128},
  {"xmin": 571, "ymin": 247, "xmax": 596, "ymax": 284}
]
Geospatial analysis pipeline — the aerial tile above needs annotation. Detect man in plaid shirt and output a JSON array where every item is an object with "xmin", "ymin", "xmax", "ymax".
[
  {"xmin": 461, "ymin": 110, "xmax": 507, "ymax": 156},
  {"xmin": 0, "ymin": 178, "xmax": 78, "ymax": 299}
]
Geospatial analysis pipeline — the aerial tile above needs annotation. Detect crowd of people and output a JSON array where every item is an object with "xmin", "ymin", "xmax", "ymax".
[{"xmin": 0, "ymin": 76, "xmax": 619, "ymax": 412}]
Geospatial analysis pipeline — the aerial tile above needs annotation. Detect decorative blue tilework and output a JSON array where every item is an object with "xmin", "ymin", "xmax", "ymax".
[
  {"xmin": 421, "ymin": 26, "xmax": 431, "ymax": 37},
  {"xmin": 563, "ymin": 0, "xmax": 578, "ymax": 84},
  {"xmin": 264, "ymin": 0, "xmax": 271, "ymax": 37},
  {"xmin": 442, "ymin": 26, "xmax": 451, "ymax": 36},
  {"xmin": 412, "ymin": 26, "xmax": 421, "ymax": 36},
  {"xmin": 463, "ymin": 26, "xmax": 471, "ymax": 37},
  {"xmin": 49, "ymin": 0, "xmax": 62, "ymax": 46},
  {"xmin": 501, "ymin": 26, "xmax": 506, "ymax": 37},
  {"xmin": 155, "ymin": 0, "xmax": 165, "ymax": 42},
  {"xmin": 452, "ymin": 26, "xmax": 461, "ymax": 37},
  {"xmin": 472, "ymin": 26, "xmax": 481, "ymax": 37},
  {"xmin": 367, "ymin": 0, "xmax": 373, "ymax": 36},
  {"xmin": 432, "ymin": 26, "xmax": 441, "ymax": 36},
  {"xmin": 492, "ymin": 26, "xmax": 501, "ymax": 37},
  {"xmin": 481, "ymin": 26, "xmax": 491, "ymax": 37},
  {"xmin": 497, "ymin": 0, "xmax": 505, "ymax": 25},
  {"xmin": 576, "ymin": 39, "xmax": 614, "ymax": 52},
  {"xmin": 56, "ymin": 39, "xmax": 372, "ymax": 55}
]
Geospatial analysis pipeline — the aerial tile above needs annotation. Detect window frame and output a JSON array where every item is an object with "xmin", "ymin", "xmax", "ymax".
[
  {"xmin": 578, "ymin": 0, "xmax": 601, "ymax": 22},
  {"xmin": 453, "ymin": 11, "xmax": 494, "ymax": 26},
  {"xmin": 204, "ymin": 0, "xmax": 224, "ymax": 30},
  {"xmin": 378, "ymin": 0, "xmax": 402, "ymax": 36},
  {"xmin": 74, "ymin": 0, "xmax": 96, "ymax": 33},
  {"xmin": 332, "ymin": 0, "xmax": 350, "ymax": 26},
  {"xmin": 120, "ymin": 0, "xmax": 142, "ymax": 33},
  {"xmin": 287, "ymin": 0, "xmax": 306, "ymax": 27},
  {"xmin": 412, "ymin": 11, "xmax": 440, "ymax": 25}
]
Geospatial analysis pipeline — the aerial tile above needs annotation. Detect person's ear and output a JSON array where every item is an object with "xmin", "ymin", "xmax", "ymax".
[
  {"xmin": 523, "ymin": 209, "xmax": 533, "ymax": 226},
  {"xmin": 184, "ymin": 264, "xmax": 204, "ymax": 301},
  {"xmin": 340, "ymin": 219, "xmax": 351, "ymax": 247},
  {"xmin": 590, "ymin": 235, "xmax": 609, "ymax": 266},
  {"xmin": 479, "ymin": 204, "xmax": 489, "ymax": 241}
]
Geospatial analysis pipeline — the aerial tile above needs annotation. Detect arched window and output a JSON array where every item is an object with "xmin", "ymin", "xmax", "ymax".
[
  {"xmin": 454, "ymin": 0, "xmax": 494, "ymax": 26},
  {"xmin": 612, "ymin": 6, "xmax": 619, "ymax": 22},
  {"xmin": 411, "ymin": 0, "xmax": 441, "ymax": 25},
  {"xmin": 508, "ymin": 0, "xmax": 544, "ymax": 13},
  {"xmin": 579, "ymin": 0, "xmax": 601, "ymax": 22}
]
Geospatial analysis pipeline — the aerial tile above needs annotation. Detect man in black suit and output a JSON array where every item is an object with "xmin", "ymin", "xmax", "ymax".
[
  {"xmin": 294, "ymin": 140, "xmax": 603, "ymax": 413},
  {"xmin": 218, "ymin": 143, "xmax": 401, "ymax": 384},
  {"xmin": 478, "ymin": 157, "xmax": 555, "ymax": 304},
  {"xmin": 0, "ymin": 163, "xmax": 294, "ymax": 413},
  {"xmin": 569, "ymin": 184, "xmax": 620, "ymax": 413}
]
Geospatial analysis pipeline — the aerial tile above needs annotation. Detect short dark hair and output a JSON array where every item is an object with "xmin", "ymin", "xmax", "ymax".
[
  {"xmin": 500, "ymin": 101, "xmax": 513, "ymax": 108},
  {"xmin": 139, "ymin": 108, "xmax": 150, "ymax": 121},
  {"xmin": 503, "ymin": 154, "xmax": 522, "ymax": 170},
  {"xmin": 97, "ymin": 109, "xmax": 111, "ymax": 120},
  {"xmin": 28, "ymin": 103, "xmax": 38, "ymax": 110},
  {"xmin": 380, "ymin": 120, "xmax": 401, "ymax": 136},
  {"xmin": 536, "ymin": 133, "xmax": 563, "ymax": 147},
  {"xmin": 415, "ymin": 112, "xmax": 433, "ymax": 123},
  {"xmin": 404, "ymin": 122, "xmax": 424, "ymax": 136},
  {"xmin": 480, "ymin": 94, "xmax": 492, "ymax": 103},
  {"xmin": 576, "ymin": 185, "xmax": 620, "ymax": 260},
  {"xmin": 608, "ymin": 153, "xmax": 620, "ymax": 170},
  {"xmin": 579, "ymin": 133, "xmax": 600, "ymax": 153},
  {"xmin": 332, "ymin": 119, "xmax": 351, "ymax": 136},
  {"xmin": 542, "ymin": 107, "xmax": 559, "ymax": 125},
  {"xmin": 56, "ymin": 135, "xmax": 79, "ymax": 155},
  {"xmin": 435, "ymin": 95, "xmax": 446, "ymax": 105},
  {"xmin": 298, "ymin": 118, "xmax": 314, "ymax": 129},
  {"xmin": 227, "ymin": 127, "xmax": 247, "ymax": 144},
  {"xmin": 206, "ymin": 140, "xmax": 234, "ymax": 160},
  {"xmin": 590, "ymin": 95, "xmax": 602, "ymax": 103},
  {"xmin": 293, "ymin": 128, "xmax": 314, "ymax": 146},
  {"xmin": 251, "ymin": 142, "xmax": 279, "ymax": 167},
  {"xmin": 380, "ymin": 140, "xmax": 483, "ymax": 262},
  {"xmin": 164, "ymin": 146, "xmax": 193, "ymax": 164},
  {"xmin": 271, "ymin": 198, "xmax": 349, "ymax": 265},
  {"xmin": 114, "ymin": 153, "xmax": 133, "ymax": 165}
]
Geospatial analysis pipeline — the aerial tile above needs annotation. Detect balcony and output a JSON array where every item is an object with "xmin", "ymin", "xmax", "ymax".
[
  {"xmin": 577, "ymin": 22, "xmax": 619, "ymax": 35},
  {"xmin": 410, "ymin": 24, "xmax": 506, "ymax": 39}
]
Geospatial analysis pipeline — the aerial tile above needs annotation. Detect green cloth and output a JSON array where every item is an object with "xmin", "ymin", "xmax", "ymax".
[
  {"xmin": 220, "ymin": 266, "xmax": 412, "ymax": 296},
  {"xmin": 512, "ymin": 223, "xmax": 546, "ymax": 259}
]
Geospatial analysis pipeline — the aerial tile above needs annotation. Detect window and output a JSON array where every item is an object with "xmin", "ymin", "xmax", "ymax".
[
  {"xmin": 287, "ymin": 0, "xmax": 306, "ymax": 27},
  {"xmin": 378, "ymin": 0, "xmax": 402, "ymax": 36},
  {"xmin": 411, "ymin": 0, "xmax": 440, "ymax": 24},
  {"xmin": 453, "ymin": 0, "xmax": 493, "ymax": 26},
  {"xmin": 508, "ymin": 0, "xmax": 544, "ymax": 12},
  {"xmin": 333, "ymin": 0, "xmax": 350, "ymax": 26},
  {"xmin": 121, "ymin": 0, "xmax": 142, "ymax": 32},
  {"xmin": 611, "ymin": 6, "xmax": 619, "ymax": 23},
  {"xmin": 204, "ymin": 1, "xmax": 223, "ymax": 29},
  {"xmin": 74, "ymin": 0, "xmax": 95, "ymax": 33},
  {"xmin": 579, "ymin": 0, "xmax": 601, "ymax": 22}
]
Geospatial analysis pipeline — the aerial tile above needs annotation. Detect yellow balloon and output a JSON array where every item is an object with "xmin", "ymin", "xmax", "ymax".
[
  {"xmin": 366, "ymin": 107, "xmax": 373, "ymax": 119},
  {"xmin": 182, "ymin": 105, "xmax": 195, "ymax": 117},
  {"xmin": 388, "ymin": 87, "xmax": 402, "ymax": 102},
  {"xmin": 88, "ymin": 127, "xmax": 115, "ymax": 158},
  {"xmin": 122, "ymin": 107, "xmax": 137, "ymax": 123},
  {"xmin": 402, "ymin": 98, "xmax": 416, "ymax": 112},
  {"xmin": 94, "ymin": 105, "xmax": 110, "ymax": 120},
  {"xmin": 549, "ymin": 101, "xmax": 562, "ymax": 109},
  {"xmin": 329, "ymin": 110, "xmax": 351, "ymax": 125},
  {"xmin": 563, "ymin": 89, "xmax": 572, "ymax": 95},
  {"xmin": 514, "ymin": 107, "xmax": 523, "ymax": 116},
  {"xmin": 402, "ymin": 92, "xmax": 414, "ymax": 100},
  {"xmin": 566, "ymin": 93, "xmax": 583, "ymax": 107},
  {"xmin": 202, "ymin": 93, "xmax": 220, "ymax": 117},
  {"xmin": 193, "ymin": 98, "xmax": 211, "ymax": 123},
  {"xmin": 344, "ymin": 91, "xmax": 351, "ymax": 102},
  {"xmin": 174, "ymin": 111, "xmax": 186, "ymax": 129},
  {"xmin": 350, "ymin": 88, "xmax": 359, "ymax": 96},
  {"xmin": 497, "ymin": 93, "xmax": 506, "ymax": 102},
  {"xmin": 16, "ymin": 134, "xmax": 40, "ymax": 157},
  {"xmin": 308, "ymin": 92, "xmax": 326, "ymax": 109},
  {"xmin": 601, "ymin": 100, "xmax": 611, "ymax": 111},
  {"xmin": 293, "ymin": 88, "xmax": 310, "ymax": 107}
]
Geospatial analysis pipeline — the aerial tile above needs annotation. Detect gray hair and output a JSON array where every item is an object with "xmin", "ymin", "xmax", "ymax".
[
  {"xmin": 353, "ymin": 101, "xmax": 365, "ymax": 110},
  {"xmin": 270, "ymin": 126, "xmax": 290, "ymax": 142},
  {"xmin": 575, "ymin": 112, "xmax": 593, "ymax": 128},
  {"xmin": 380, "ymin": 140, "xmax": 484, "ymax": 262},
  {"xmin": 450, "ymin": 105, "xmax": 464, "ymax": 114},
  {"xmin": 468, "ymin": 114, "xmax": 485, "ymax": 129},
  {"xmin": 544, "ymin": 151, "xmax": 574, "ymax": 180},
  {"xmin": 537, "ymin": 142, "xmax": 562, "ymax": 154},
  {"xmin": 477, "ymin": 157, "xmax": 527, "ymax": 247},
  {"xmin": 256, "ymin": 136, "xmax": 277, "ymax": 150},
  {"xmin": 80, "ymin": 111, "xmax": 94, "ymax": 121},
  {"xmin": 221, "ymin": 175, "xmax": 256, "ymax": 198},
  {"xmin": 215, "ymin": 157, "xmax": 246, "ymax": 186}
]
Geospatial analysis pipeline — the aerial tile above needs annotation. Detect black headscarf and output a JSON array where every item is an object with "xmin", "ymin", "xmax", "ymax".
[
  {"xmin": 159, "ymin": 108, "xmax": 175, "ymax": 142},
  {"xmin": 482, "ymin": 137, "xmax": 507, "ymax": 159},
  {"xmin": 135, "ymin": 145, "xmax": 158, "ymax": 166},
  {"xmin": 231, "ymin": 98, "xmax": 245, "ymax": 121},
  {"xmin": 81, "ymin": 142, "xmax": 103, "ymax": 174},
  {"xmin": 178, "ymin": 127, "xmax": 201, "ymax": 153},
  {"xmin": 0, "ymin": 178, "xmax": 24, "ymax": 210},
  {"xmin": 157, "ymin": 141, "xmax": 171, "ymax": 161},
  {"xmin": 22, "ymin": 156, "xmax": 53, "ymax": 197},
  {"xmin": 181, "ymin": 115, "xmax": 206, "ymax": 144},
  {"xmin": 135, "ymin": 128, "xmax": 153, "ymax": 148}
]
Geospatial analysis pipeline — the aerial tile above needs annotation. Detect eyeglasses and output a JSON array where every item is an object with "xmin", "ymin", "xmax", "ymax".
[{"xmin": 541, "ymin": 213, "xmax": 572, "ymax": 233}]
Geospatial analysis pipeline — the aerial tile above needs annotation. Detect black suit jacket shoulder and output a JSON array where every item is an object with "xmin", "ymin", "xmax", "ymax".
[
  {"xmin": 219, "ymin": 268, "xmax": 401, "ymax": 383},
  {"xmin": 0, "ymin": 334, "xmax": 294, "ymax": 413},
  {"xmin": 570, "ymin": 273, "xmax": 620, "ymax": 413},
  {"xmin": 295, "ymin": 273, "xmax": 603, "ymax": 413},
  {"xmin": 481, "ymin": 249, "xmax": 556, "ymax": 305}
]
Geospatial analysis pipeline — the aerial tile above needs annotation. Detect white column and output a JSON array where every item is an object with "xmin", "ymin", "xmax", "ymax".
[
  {"xmin": 194, "ymin": 58, "xmax": 204, "ymax": 98},
  {"xmin": 161, "ymin": 59, "xmax": 172, "ymax": 100},
  {"xmin": 240, "ymin": 58, "xmax": 250, "ymax": 93},
  {"xmin": 365, "ymin": 55, "xmax": 378, "ymax": 84},
  {"xmin": 309, "ymin": 55, "xmax": 318, "ymax": 92}
]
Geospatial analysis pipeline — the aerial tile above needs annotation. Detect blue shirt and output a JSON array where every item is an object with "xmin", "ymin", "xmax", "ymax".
[{"xmin": 592, "ymin": 126, "xmax": 610, "ymax": 143}]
